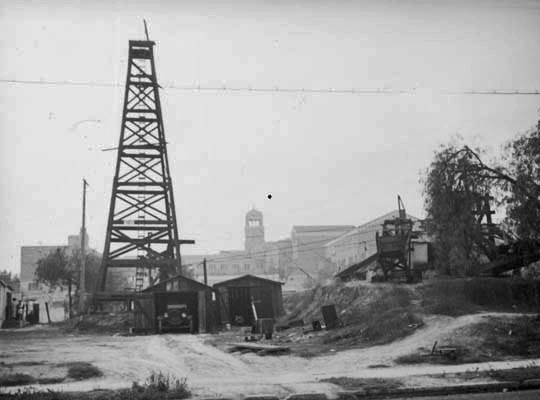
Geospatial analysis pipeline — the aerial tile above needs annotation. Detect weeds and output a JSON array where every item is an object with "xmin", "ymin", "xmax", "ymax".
[
  {"xmin": 321, "ymin": 376, "xmax": 403, "ymax": 391},
  {"xmin": 0, "ymin": 371, "xmax": 191, "ymax": 400}
]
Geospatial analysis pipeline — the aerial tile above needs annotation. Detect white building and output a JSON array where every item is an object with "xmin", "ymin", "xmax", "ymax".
[
  {"xmin": 325, "ymin": 210, "xmax": 426, "ymax": 274},
  {"xmin": 19, "ymin": 233, "xmax": 89, "ymax": 323}
]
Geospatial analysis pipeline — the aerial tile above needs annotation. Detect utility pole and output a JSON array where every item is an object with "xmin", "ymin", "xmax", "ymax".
[
  {"xmin": 203, "ymin": 258, "xmax": 208, "ymax": 285},
  {"xmin": 79, "ymin": 179, "xmax": 88, "ymax": 312}
]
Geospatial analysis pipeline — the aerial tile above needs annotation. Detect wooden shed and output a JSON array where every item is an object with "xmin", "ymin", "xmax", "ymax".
[
  {"xmin": 137, "ymin": 274, "xmax": 216, "ymax": 334},
  {"xmin": 214, "ymin": 275, "xmax": 283, "ymax": 326}
]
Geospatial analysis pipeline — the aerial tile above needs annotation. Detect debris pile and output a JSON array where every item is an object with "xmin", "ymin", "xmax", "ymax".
[{"xmin": 58, "ymin": 311, "xmax": 131, "ymax": 334}]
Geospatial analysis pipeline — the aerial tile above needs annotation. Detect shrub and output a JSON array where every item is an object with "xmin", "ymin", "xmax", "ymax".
[
  {"xmin": 65, "ymin": 362, "xmax": 103, "ymax": 380},
  {"xmin": 0, "ymin": 373, "xmax": 36, "ymax": 387}
]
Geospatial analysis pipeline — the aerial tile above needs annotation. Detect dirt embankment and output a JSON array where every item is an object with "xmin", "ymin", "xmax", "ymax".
[{"xmin": 274, "ymin": 278, "xmax": 540, "ymax": 357}]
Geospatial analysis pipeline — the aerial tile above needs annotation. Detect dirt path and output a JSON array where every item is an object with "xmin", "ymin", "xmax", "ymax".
[{"xmin": 1, "ymin": 313, "xmax": 538, "ymax": 398}]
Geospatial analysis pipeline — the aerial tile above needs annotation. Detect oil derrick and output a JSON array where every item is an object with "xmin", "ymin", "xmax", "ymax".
[{"xmin": 97, "ymin": 38, "xmax": 193, "ymax": 292}]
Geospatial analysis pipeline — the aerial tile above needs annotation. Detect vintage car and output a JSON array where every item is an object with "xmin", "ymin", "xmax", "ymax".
[{"xmin": 157, "ymin": 303, "xmax": 194, "ymax": 334}]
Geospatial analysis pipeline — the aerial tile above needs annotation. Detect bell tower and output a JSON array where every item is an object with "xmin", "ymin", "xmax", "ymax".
[{"xmin": 244, "ymin": 208, "xmax": 265, "ymax": 253}]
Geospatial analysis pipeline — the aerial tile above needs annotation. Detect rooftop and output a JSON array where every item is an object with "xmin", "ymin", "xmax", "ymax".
[{"xmin": 292, "ymin": 225, "xmax": 355, "ymax": 233}]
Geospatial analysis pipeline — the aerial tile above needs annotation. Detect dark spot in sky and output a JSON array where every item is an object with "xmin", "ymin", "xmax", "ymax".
[{"xmin": 267, "ymin": 194, "xmax": 272, "ymax": 199}]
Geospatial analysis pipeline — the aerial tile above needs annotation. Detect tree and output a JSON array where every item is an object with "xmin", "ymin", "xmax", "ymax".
[
  {"xmin": 35, "ymin": 248, "xmax": 77, "ymax": 318},
  {"xmin": 0, "ymin": 270, "xmax": 19, "ymax": 283},
  {"xmin": 422, "ymin": 124, "xmax": 540, "ymax": 276},
  {"xmin": 422, "ymin": 140, "xmax": 495, "ymax": 275},
  {"xmin": 68, "ymin": 249, "xmax": 102, "ymax": 292},
  {"xmin": 503, "ymin": 126, "xmax": 540, "ymax": 240}
]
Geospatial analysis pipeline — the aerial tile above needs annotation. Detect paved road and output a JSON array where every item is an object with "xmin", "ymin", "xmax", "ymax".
[{"xmin": 392, "ymin": 389, "xmax": 540, "ymax": 399}]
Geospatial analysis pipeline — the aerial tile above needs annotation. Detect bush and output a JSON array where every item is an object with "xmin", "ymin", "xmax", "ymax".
[
  {"xmin": 65, "ymin": 362, "xmax": 103, "ymax": 380},
  {"xmin": 0, "ymin": 373, "xmax": 36, "ymax": 387}
]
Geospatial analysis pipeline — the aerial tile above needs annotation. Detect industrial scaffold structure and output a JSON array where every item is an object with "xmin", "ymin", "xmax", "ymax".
[{"xmin": 97, "ymin": 38, "xmax": 193, "ymax": 293}]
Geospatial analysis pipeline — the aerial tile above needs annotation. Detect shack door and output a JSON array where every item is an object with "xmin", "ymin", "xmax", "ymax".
[
  {"xmin": 133, "ymin": 294, "xmax": 155, "ymax": 333},
  {"xmin": 250, "ymin": 286, "xmax": 274, "ymax": 319},
  {"xmin": 228, "ymin": 286, "xmax": 274, "ymax": 325},
  {"xmin": 228, "ymin": 287, "xmax": 253, "ymax": 325}
]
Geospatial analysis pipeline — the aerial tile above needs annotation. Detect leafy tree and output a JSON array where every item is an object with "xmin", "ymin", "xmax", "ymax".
[
  {"xmin": 422, "ymin": 140, "xmax": 495, "ymax": 275},
  {"xmin": 423, "ymin": 124, "xmax": 540, "ymax": 276},
  {"xmin": 68, "ymin": 249, "xmax": 102, "ymax": 292},
  {"xmin": 503, "ymin": 126, "xmax": 540, "ymax": 240},
  {"xmin": 0, "ymin": 270, "xmax": 19, "ymax": 283},
  {"xmin": 35, "ymin": 248, "xmax": 76, "ymax": 317}
]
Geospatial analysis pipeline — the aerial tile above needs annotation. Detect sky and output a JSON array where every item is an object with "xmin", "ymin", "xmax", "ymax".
[{"xmin": 1, "ymin": 0, "xmax": 540, "ymax": 275}]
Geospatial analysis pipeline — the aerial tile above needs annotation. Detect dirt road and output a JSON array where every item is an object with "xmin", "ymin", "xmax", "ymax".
[{"xmin": 1, "ymin": 313, "xmax": 538, "ymax": 398}]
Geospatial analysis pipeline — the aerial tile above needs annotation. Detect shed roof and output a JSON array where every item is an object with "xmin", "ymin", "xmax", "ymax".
[
  {"xmin": 144, "ymin": 273, "xmax": 213, "ymax": 292},
  {"xmin": 213, "ymin": 274, "xmax": 283, "ymax": 287},
  {"xmin": 0, "ymin": 279, "xmax": 13, "ymax": 291}
]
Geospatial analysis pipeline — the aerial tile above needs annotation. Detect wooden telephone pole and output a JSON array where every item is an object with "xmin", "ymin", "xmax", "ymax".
[
  {"xmin": 203, "ymin": 258, "xmax": 208, "ymax": 285},
  {"xmin": 79, "ymin": 179, "xmax": 88, "ymax": 312}
]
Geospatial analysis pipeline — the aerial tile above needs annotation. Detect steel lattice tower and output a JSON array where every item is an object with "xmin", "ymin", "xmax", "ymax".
[{"xmin": 97, "ymin": 39, "xmax": 193, "ymax": 292}]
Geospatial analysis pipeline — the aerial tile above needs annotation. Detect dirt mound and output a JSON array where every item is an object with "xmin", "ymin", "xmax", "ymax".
[
  {"xmin": 57, "ymin": 312, "xmax": 132, "ymax": 334},
  {"xmin": 276, "ymin": 282, "xmax": 422, "ymax": 355},
  {"xmin": 280, "ymin": 281, "xmax": 416, "ymax": 327}
]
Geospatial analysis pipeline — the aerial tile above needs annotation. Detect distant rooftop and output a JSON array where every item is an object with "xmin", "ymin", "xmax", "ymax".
[{"xmin": 292, "ymin": 225, "xmax": 355, "ymax": 233}]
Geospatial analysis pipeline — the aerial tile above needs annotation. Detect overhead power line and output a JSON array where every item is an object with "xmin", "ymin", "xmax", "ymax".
[
  {"xmin": 1, "ymin": 78, "xmax": 539, "ymax": 95},
  {"xmin": 181, "ymin": 235, "xmax": 378, "ymax": 268}
]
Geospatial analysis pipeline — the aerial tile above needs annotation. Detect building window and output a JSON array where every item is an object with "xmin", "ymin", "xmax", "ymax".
[
  {"xmin": 244, "ymin": 263, "xmax": 250, "ymax": 272},
  {"xmin": 232, "ymin": 264, "xmax": 240, "ymax": 272},
  {"xmin": 220, "ymin": 263, "xmax": 226, "ymax": 272}
]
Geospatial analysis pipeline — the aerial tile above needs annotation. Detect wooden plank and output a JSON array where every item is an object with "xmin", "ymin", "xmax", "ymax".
[
  {"xmin": 230, "ymin": 342, "xmax": 290, "ymax": 352},
  {"xmin": 198, "ymin": 290, "xmax": 206, "ymax": 333}
]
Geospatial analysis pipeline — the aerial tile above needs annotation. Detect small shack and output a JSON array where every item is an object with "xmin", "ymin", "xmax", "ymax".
[
  {"xmin": 0, "ymin": 279, "xmax": 14, "ymax": 327},
  {"xmin": 137, "ymin": 274, "xmax": 216, "ymax": 334},
  {"xmin": 214, "ymin": 275, "xmax": 283, "ymax": 326}
]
